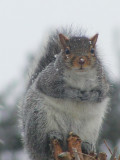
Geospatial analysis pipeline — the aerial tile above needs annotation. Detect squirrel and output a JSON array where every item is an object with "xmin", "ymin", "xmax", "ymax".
[{"xmin": 21, "ymin": 27, "xmax": 110, "ymax": 160}]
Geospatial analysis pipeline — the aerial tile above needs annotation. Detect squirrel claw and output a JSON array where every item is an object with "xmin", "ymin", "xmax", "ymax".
[
  {"xmin": 58, "ymin": 152, "xmax": 72, "ymax": 160},
  {"xmin": 68, "ymin": 132, "xmax": 81, "ymax": 139}
]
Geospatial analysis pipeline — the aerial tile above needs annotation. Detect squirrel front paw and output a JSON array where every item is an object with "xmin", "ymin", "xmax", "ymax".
[
  {"xmin": 81, "ymin": 141, "xmax": 95, "ymax": 154},
  {"xmin": 48, "ymin": 131, "xmax": 64, "ymax": 144},
  {"xmin": 48, "ymin": 131, "xmax": 64, "ymax": 160}
]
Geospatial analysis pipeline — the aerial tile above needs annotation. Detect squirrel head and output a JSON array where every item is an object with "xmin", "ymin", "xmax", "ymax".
[{"xmin": 59, "ymin": 33, "xmax": 98, "ymax": 71}]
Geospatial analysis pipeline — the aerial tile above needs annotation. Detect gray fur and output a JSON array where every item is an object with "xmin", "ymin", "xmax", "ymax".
[
  {"xmin": 21, "ymin": 28, "xmax": 110, "ymax": 160},
  {"xmin": 27, "ymin": 27, "xmax": 85, "ymax": 88},
  {"xmin": 36, "ymin": 52, "xmax": 109, "ymax": 102}
]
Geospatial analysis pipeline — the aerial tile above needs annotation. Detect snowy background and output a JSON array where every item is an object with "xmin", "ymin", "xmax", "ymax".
[
  {"xmin": 0, "ymin": 0, "xmax": 120, "ymax": 160},
  {"xmin": 0, "ymin": 0, "xmax": 120, "ymax": 91}
]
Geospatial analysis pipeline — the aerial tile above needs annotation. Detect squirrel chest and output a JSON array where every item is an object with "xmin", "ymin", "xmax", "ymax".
[
  {"xmin": 41, "ymin": 68, "xmax": 108, "ymax": 141},
  {"xmin": 63, "ymin": 68, "xmax": 99, "ymax": 90}
]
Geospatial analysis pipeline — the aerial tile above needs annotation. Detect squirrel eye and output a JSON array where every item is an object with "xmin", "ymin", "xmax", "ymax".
[
  {"xmin": 90, "ymin": 48, "xmax": 94, "ymax": 54},
  {"xmin": 65, "ymin": 48, "xmax": 70, "ymax": 54}
]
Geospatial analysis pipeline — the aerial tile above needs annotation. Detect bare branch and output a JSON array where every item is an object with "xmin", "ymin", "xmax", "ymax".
[
  {"xmin": 110, "ymin": 147, "xmax": 117, "ymax": 160},
  {"xmin": 104, "ymin": 140, "xmax": 112, "ymax": 155}
]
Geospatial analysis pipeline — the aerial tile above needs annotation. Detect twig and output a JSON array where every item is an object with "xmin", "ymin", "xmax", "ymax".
[
  {"xmin": 72, "ymin": 148, "xmax": 80, "ymax": 160},
  {"xmin": 104, "ymin": 140, "xmax": 112, "ymax": 155},
  {"xmin": 118, "ymin": 155, "xmax": 120, "ymax": 160},
  {"xmin": 81, "ymin": 153, "xmax": 96, "ymax": 160},
  {"xmin": 72, "ymin": 148, "xmax": 96, "ymax": 160},
  {"xmin": 110, "ymin": 147, "xmax": 117, "ymax": 160}
]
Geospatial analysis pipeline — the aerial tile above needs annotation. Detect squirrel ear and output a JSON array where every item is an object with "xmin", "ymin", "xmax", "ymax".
[
  {"xmin": 90, "ymin": 34, "xmax": 99, "ymax": 47},
  {"xmin": 59, "ymin": 34, "xmax": 69, "ymax": 49}
]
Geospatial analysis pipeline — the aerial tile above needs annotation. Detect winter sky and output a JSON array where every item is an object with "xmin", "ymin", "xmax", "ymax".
[{"xmin": 0, "ymin": 0, "xmax": 120, "ymax": 92}]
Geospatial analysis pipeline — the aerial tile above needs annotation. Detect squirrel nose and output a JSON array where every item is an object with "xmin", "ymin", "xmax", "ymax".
[{"xmin": 79, "ymin": 58, "xmax": 85, "ymax": 65}]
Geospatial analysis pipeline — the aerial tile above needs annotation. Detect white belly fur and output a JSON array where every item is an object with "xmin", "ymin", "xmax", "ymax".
[
  {"xmin": 44, "ymin": 95, "xmax": 110, "ymax": 144},
  {"xmin": 41, "ymin": 68, "xmax": 109, "ymax": 144}
]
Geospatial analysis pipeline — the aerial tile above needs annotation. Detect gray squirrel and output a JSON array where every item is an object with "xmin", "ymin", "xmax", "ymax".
[{"xmin": 21, "ymin": 28, "xmax": 110, "ymax": 160}]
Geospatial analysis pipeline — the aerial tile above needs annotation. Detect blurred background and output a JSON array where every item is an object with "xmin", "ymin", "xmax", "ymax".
[{"xmin": 0, "ymin": 0, "xmax": 120, "ymax": 160}]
